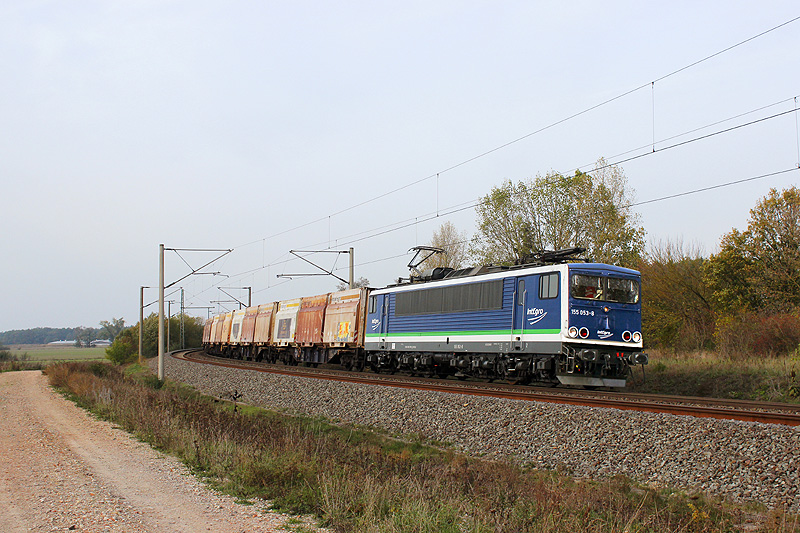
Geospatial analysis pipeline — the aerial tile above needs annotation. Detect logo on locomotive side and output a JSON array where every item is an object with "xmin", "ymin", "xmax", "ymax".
[
  {"xmin": 371, "ymin": 318, "xmax": 380, "ymax": 331},
  {"xmin": 526, "ymin": 307, "xmax": 547, "ymax": 325},
  {"xmin": 597, "ymin": 330, "xmax": 614, "ymax": 340}
]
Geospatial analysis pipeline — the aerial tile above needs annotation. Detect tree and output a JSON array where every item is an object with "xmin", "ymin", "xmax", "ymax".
[
  {"xmin": 471, "ymin": 158, "xmax": 645, "ymax": 267},
  {"xmin": 105, "ymin": 327, "xmax": 138, "ymax": 365},
  {"xmin": 419, "ymin": 221, "xmax": 470, "ymax": 271},
  {"xmin": 99, "ymin": 318, "xmax": 125, "ymax": 341},
  {"xmin": 73, "ymin": 327, "xmax": 93, "ymax": 347},
  {"xmin": 706, "ymin": 187, "xmax": 800, "ymax": 313},
  {"xmin": 336, "ymin": 277, "xmax": 370, "ymax": 291},
  {"xmin": 638, "ymin": 240, "xmax": 714, "ymax": 351}
]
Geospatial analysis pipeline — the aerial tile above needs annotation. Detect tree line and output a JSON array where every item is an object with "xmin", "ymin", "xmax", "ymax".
[
  {"xmin": 0, "ymin": 318, "xmax": 124, "ymax": 346},
  {"xmin": 423, "ymin": 159, "xmax": 800, "ymax": 356}
]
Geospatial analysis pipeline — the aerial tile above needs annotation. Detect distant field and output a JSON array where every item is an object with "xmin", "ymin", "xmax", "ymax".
[{"xmin": 7, "ymin": 345, "xmax": 107, "ymax": 362}]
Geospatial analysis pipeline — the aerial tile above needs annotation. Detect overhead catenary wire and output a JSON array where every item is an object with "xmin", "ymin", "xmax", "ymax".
[
  {"xmin": 186, "ymin": 162, "xmax": 798, "ymax": 312},
  {"xmin": 203, "ymin": 164, "xmax": 800, "ymax": 298},
  {"xmin": 182, "ymin": 16, "xmax": 800, "ymax": 311},
  {"xmin": 183, "ymin": 97, "xmax": 800, "ymax": 311},
  {"xmin": 232, "ymin": 14, "xmax": 800, "ymax": 253},
  {"xmin": 327, "ymin": 165, "xmax": 800, "ymax": 275},
  {"xmin": 572, "ymin": 95, "xmax": 800, "ymax": 174},
  {"xmin": 229, "ymin": 102, "xmax": 800, "ymax": 269},
  {"xmin": 227, "ymin": 96, "xmax": 800, "ymax": 270}
]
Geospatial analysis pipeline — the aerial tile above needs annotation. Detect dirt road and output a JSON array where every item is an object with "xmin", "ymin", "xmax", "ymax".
[{"xmin": 0, "ymin": 371, "xmax": 323, "ymax": 532}]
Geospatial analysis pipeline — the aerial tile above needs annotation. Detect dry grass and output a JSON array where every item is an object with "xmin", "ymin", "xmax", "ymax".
[
  {"xmin": 627, "ymin": 350, "xmax": 800, "ymax": 402},
  {"xmin": 45, "ymin": 361, "xmax": 799, "ymax": 532}
]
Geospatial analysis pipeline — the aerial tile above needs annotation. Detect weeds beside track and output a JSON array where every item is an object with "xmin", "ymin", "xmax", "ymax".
[{"xmin": 45, "ymin": 361, "xmax": 798, "ymax": 532}]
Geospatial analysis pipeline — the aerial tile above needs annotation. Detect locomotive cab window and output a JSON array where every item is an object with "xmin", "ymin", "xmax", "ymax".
[
  {"xmin": 539, "ymin": 273, "xmax": 559, "ymax": 299},
  {"xmin": 571, "ymin": 274, "xmax": 602, "ymax": 300},
  {"xmin": 606, "ymin": 277, "xmax": 639, "ymax": 304},
  {"xmin": 368, "ymin": 296, "xmax": 376, "ymax": 314},
  {"xmin": 571, "ymin": 274, "xmax": 639, "ymax": 304}
]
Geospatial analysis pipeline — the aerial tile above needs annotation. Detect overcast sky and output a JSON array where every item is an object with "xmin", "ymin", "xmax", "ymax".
[{"xmin": 2, "ymin": 1, "xmax": 799, "ymax": 332}]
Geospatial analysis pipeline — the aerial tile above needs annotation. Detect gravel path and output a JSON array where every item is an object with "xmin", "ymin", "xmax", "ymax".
[
  {"xmin": 0, "ymin": 370, "xmax": 327, "ymax": 532},
  {"xmin": 160, "ymin": 354, "xmax": 800, "ymax": 515}
]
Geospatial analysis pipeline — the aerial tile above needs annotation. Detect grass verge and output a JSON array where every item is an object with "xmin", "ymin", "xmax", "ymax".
[
  {"xmin": 44, "ymin": 361, "xmax": 799, "ymax": 532},
  {"xmin": 627, "ymin": 350, "xmax": 800, "ymax": 403}
]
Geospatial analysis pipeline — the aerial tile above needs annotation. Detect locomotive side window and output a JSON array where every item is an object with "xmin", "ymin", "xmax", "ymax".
[
  {"xmin": 368, "ymin": 296, "xmax": 376, "ymax": 314},
  {"xmin": 570, "ymin": 274, "xmax": 639, "ymax": 304},
  {"xmin": 395, "ymin": 279, "xmax": 503, "ymax": 316},
  {"xmin": 539, "ymin": 273, "xmax": 559, "ymax": 299},
  {"xmin": 517, "ymin": 280, "xmax": 525, "ymax": 305}
]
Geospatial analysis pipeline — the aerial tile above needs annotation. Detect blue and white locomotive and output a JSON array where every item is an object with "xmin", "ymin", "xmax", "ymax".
[{"xmin": 364, "ymin": 259, "xmax": 647, "ymax": 387}]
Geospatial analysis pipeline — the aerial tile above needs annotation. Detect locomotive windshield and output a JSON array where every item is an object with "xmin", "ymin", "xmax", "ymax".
[{"xmin": 570, "ymin": 274, "xmax": 639, "ymax": 304}]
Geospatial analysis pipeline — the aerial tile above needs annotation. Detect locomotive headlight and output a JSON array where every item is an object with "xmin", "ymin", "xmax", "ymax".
[
  {"xmin": 578, "ymin": 327, "xmax": 590, "ymax": 339},
  {"xmin": 622, "ymin": 331, "xmax": 632, "ymax": 342},
  {"xmin": 632, "ymin": 331, "xmax": 642, "ymax": 343},
  {"xmin": 568, "ymin": 326, "xmax": 578, "ymax": 338}
]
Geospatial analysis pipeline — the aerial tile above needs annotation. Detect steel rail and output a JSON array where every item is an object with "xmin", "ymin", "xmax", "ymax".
[{"xmin": 173, "ymin": 351, "xmax": 800, "ymax": 427}]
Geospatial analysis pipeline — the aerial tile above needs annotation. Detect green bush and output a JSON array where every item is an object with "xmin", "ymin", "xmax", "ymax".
[
  {"xmin": 105, "ymin": 328, "xmax": 138, "ymax": 365},
  {"xmin": 0, "ymin": 345, "xmax": 12, "ymax": 362}
]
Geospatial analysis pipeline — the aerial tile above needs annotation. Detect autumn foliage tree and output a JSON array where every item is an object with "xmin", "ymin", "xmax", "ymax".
[
  {"xmin": 638, "ymin": 241, "xmax": 715, "ymax": 351},
  {"xmin": 706, "ymin": 187, "xmax": 800, "ymax": 313},
  {"xmin": 704, "ymin": 187, "xmax": 800, "ymax": 355},
  {"xmin": 472, "ymin": 159, "xmax": 645, "ymax": 267}
]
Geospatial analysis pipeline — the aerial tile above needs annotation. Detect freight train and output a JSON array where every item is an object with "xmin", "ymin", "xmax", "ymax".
[{"xmin": 203, "ymin": 257, "xmax": 647, "ymax": 387}]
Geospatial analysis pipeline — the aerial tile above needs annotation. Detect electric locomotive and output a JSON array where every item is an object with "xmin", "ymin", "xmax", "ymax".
[{"xmin": 364, "ymin": 258, "xmax": 646, "ymax": 387}]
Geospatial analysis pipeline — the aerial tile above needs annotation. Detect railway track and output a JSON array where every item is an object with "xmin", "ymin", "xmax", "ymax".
[{"xmin": 174, "ymin": 350, "xmax": 800, "ymax": 427}]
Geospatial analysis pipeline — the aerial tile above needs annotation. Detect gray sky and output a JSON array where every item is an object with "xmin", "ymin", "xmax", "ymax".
[{"xmin": 2, "ymin": 1, "xmax": 799, "ymax": 332}]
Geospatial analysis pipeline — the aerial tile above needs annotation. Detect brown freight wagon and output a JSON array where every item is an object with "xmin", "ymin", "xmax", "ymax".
[
  {"xmin": 239, "ymin": 306, "xmax": 259, "ymax": 359},
  {"xmin": 322, "ymin": 287, "xmax": 370, "ymax": 370},
  {"xmin": 323, "ymin": 288, "xmax": 368, "ymax": 346},
  {"xmin": 253, "ymin": 303, "xmax": 277, "ymax": 361},
  {"xmin": 295, "ymin": 293, "xmax": 330, "ymax": 364}
]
